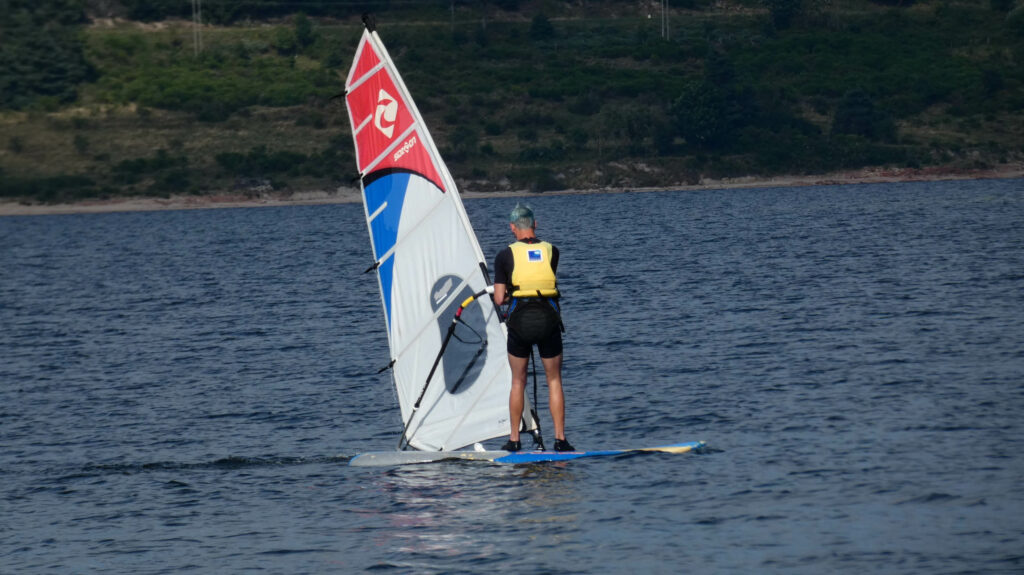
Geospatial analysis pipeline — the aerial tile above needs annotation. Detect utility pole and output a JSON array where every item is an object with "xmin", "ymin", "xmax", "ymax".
[
  {"xmin": 192, "ymin": 0, "xmax": 203, "ymax": 57},
  {"xmin": 662, "ymin": 0, "xmax": 669, "ymax": 41}
]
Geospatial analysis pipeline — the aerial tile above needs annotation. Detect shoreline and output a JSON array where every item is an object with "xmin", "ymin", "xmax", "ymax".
[{"xmin": 2, "ymin": 164, "xmax": 1021, "ymax": 217}]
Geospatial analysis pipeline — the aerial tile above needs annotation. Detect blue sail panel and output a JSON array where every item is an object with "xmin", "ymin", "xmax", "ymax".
[{"xmin": 364, "ymin": 172, "xmax": 410, "ymax": 330}]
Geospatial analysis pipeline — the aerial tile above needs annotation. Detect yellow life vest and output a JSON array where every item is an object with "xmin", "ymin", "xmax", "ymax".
[{"xmin": 509, "ymin": 240, "xmax": 559, "ymax": 298}]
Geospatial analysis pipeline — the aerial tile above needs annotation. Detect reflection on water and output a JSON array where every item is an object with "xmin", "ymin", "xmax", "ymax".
[{"xmin": 366, "ymin": 463, "xmax": 580, "ymax": 564}]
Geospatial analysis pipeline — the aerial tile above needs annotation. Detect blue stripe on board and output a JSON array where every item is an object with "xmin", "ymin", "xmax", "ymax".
[
  {"xmin": 347, "ymin": 441, "xmax": 705, "ymax": 466},
  {"xmin": 364, "ymin": 172, "xmax": 411, "ymax": 331},
  {"xmin": 493, "ymin": 441, "xmax": 705, "ymax": 464},
  {"xmin": 494, "ymin": 449, "xmax": 628, "ymax": 463}
]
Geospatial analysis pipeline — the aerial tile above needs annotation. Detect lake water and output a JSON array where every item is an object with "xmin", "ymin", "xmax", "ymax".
[{"xmin": 2, "ymin": 178, "xmax": 1023, "ymax": 573}]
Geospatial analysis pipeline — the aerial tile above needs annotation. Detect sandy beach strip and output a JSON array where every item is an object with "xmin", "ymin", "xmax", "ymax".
[{"xmin": 2, "ymin": 165, "xmax": 1021, "ymax": 217}]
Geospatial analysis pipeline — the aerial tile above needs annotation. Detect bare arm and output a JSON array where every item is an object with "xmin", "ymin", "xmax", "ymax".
[{"xmin": 493, "ymin": 283, "xmax": 508, "ymax": 306}]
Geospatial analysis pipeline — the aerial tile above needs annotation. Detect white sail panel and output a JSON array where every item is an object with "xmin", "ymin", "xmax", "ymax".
[{"xmin": 345, "ymin": 28, "xmax": 536, "ymax": 451}]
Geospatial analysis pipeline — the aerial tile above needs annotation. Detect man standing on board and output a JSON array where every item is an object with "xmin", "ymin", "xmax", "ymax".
[{"xmin": 492, "ymin": 204, "xmax": 575, "ymax": 452}]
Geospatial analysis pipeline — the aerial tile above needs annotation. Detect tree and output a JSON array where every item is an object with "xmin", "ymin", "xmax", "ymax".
[
  {"xmin": 672, "ymin": 81, "xmax": 732, "ymax": 149},
  {"xmin": 763, "ymin": 0, "xmax": 802, "ymax": 30},
  {"xmin": 832, "ymin": 89, "xmax": 895, "ymax": 141},
  {"xmin": 294, "ymin": 13, "xmax": 315, "ymax": 51},
  {"xmin": 1008, "ymin": 4, "xmax": 1024, "ymax": 37},
  {"xmin": 447, "ymin": 125, "xmax": 479, "ymax": 161},
  {"xmin": 0, "ymin": 0, "xmax": 96, "ymax": 109},
  {"xmin": 530, "ymin": 13, "xmax": 555, "ymax": 41},
  {"xmin": 124, "ymin": 0, "xmax": 186, "ymax": 21}
]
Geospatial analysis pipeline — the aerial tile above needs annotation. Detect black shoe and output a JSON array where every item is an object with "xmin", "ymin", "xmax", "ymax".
[
  {"xmin": 501, "ymin": 439, "xmax": 521, "ymax": 452},
  {"xmin": 553, "ymin": 438, "xmax": 575, "ymax": 452}
]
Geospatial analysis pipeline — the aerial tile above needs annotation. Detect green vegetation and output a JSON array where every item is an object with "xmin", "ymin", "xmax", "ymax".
[
  {"xmin": 0, "ymin": 0, "xmax": 96, "ymax": 110},
  {"xmin": 1, "ymin": 0, "xmax": 1022, "ymax": 203}
]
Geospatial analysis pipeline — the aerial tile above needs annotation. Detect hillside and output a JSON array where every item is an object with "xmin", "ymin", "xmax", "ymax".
[{"xmin": 1, "ymin": 0, "xmax": 1023, "ymax": 204}]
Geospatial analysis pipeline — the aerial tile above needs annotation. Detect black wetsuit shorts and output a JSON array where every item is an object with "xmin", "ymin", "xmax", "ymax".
[
  {"xmin": 507, "ymin": 325, "xmax": 562, "ymax": 359},
  {"xmin": 506, "ymin": 298, "xmax": 563, "ymax": 359}
]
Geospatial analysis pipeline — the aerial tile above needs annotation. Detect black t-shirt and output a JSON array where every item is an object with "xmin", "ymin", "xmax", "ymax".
[{"xmin": 493, "ymin": 237, "xmax": 559, "ymax": 289}]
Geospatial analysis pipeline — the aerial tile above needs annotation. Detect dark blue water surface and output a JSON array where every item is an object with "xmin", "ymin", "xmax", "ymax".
[{"xmin": 2, "ymin": 179, "xmax": 1023, "ymax": 574}]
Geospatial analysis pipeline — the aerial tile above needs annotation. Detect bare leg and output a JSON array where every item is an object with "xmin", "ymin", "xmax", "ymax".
[
  {"xmin": 540, "ymin": 354, "xmax": 565, "ymax": 440},
  {"xmin": 507, "ymin": 354, "xmax": 529, "ymax": 441}
]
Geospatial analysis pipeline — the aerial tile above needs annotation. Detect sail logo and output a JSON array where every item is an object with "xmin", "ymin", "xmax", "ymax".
[
  {"xmin": 430, "ymin": 274, "xmax": 485, "ymax": 396},
  {"xmin": 393, "ymin": 135, "xmax": 417, "ymax": 162},
  {"xmin": 374, "ymin": 89, "xmax": 398, "ymax": 139},
  {"xmin": 528, "ymin": 249, "xmax": 543, "ymax": 262},
  {"xmin": 433, "ymin": 277, "xmax": 453, "ymax": 304}
]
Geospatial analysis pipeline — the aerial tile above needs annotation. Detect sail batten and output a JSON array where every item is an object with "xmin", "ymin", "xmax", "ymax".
[
  {"xmin": 362, "ymin": 124, "xmax": 420, "ymax": 176},
  {"xmin": 367, "ymin": 200, "xmax": 388, "ymax": 222},
  {"xmin": 391, "ymin": 276, "xmax": 472, "ymax": 360},
  {"xmin": 348, "ymin": 62, "xmax": 387, "ymax": 95},
  {"xmin": 345, "ymin": 27, "xmax": 536, "ymax": 451}
]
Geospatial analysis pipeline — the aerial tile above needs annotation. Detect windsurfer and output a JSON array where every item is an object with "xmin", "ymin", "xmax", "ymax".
[{"xmin": 492, "ymin": 204, "xmax": 575, "ymax": 453}]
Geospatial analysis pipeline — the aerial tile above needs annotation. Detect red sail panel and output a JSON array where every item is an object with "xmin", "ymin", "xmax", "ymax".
[
  {"xmin": 346, "ymin": 35, "xmax": 446, "ymax": 192},
  {"xmin": 347, "ymin": 37, "xmax": 381, "ymax": 85}
]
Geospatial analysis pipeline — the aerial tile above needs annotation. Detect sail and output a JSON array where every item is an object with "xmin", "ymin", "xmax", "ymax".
[{"xmin": 345, "ymin": 26, "xmax": 536, "ymax": 451}]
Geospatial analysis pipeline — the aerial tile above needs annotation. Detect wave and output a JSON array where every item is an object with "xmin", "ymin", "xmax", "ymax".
[{"xmin": 67, "ymin": 454, "xmax": 351, "ymax": 477}]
